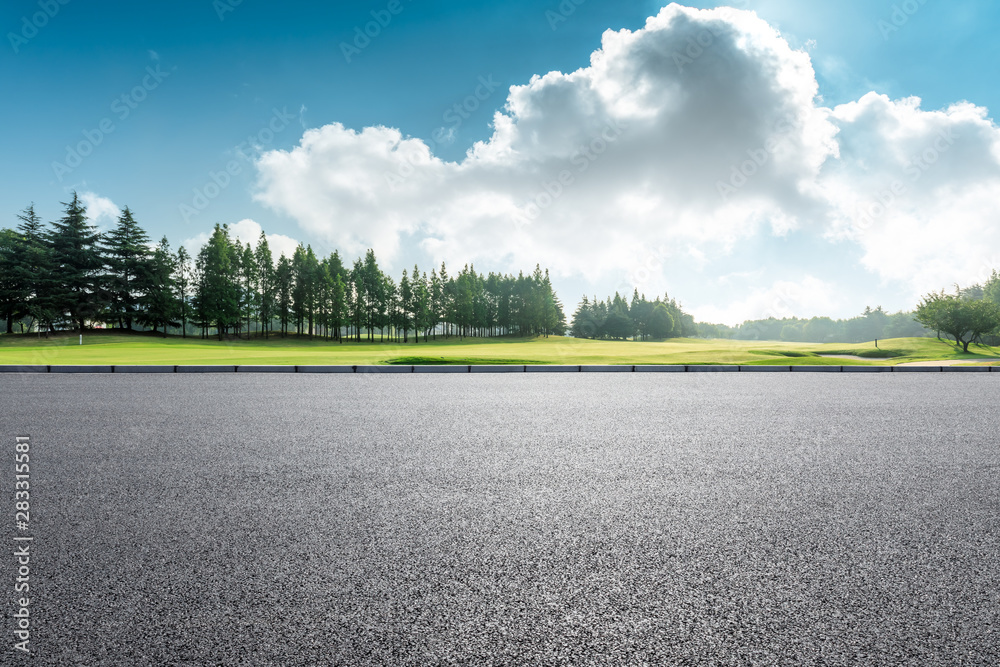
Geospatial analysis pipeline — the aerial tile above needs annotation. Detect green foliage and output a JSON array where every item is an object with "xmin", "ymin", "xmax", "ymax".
[
  {"xmin": 704, "ymin": 307, "xmax": 932, "ymax": 344},
  {"xmin": 914, "ymin": 290, "xmax": 1000, "ymax": 353},
  {"xmin": 46, "ymin": 193, "xmax": 106, "ymax": 331},
  {"xmin": 1, "ymin": 197, "xmax": 565, "ymax": 343},
  {"xmin": 102, "ymin": 206, "xmax": 152, "ymax": 330},
  {"xmin": 571, "ymin": 291, "xmax": 691, "ymax": 340}
]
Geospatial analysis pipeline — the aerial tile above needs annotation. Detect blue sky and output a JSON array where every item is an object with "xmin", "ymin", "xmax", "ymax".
[{"xmin": 4, "ymin": 0, "xmax": 1000, "ymax": 324}]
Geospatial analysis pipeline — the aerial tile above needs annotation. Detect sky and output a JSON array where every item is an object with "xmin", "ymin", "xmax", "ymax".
[{"xmin": 3, "ymin": 0, "xmax": 1000, "ymax": 326}]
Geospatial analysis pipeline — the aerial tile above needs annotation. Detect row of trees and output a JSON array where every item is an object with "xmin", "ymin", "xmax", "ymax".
[
  {"xmin": 698, "ymin": 307, "xmax": 932, "ymax": 344},
  {"xmin": 914, "ymin": 275, "xmax": 1000, "ymax": 352},
  {"xmin": 0, "ymin": 195, "xmax": 567, "ymax": 340},
  {"xmin": 570, "ymin": 291, "xmax": 696, "ymax": 340}
]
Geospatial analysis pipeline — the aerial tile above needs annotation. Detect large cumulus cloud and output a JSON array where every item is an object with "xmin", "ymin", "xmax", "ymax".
[{"xmin": 252, "ymin": 3, "xmax": 1000, "ymax": 322}]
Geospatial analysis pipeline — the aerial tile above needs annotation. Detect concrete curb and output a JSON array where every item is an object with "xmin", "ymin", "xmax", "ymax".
[
  {"xmin": 235, "ymin": 366, "xmax": 296, "ymax": 373},
  {"xmin": 50, "ymin": 365, "xmax": 114, "ymax": 374},
  {"xmin": 5, "ymin": 365, "xmax": 996, "ymax": 374},
  {"xmin": 176, "ymin": 366, "xmax": 237, "ymax": 373},
  {"xmin": 525, "ymin": 365, "xmax": 579, "ymax": 373},
  {"xmin": 113, "ymin": 366, "xmax": 177, "ymax": 374},
  {"xmin": 296, "ymin": 366, "xmax": 355, "ymax": 373},
  {"xmin": 412, "ymin": 366, "xmax": 470, "ymax": 374},
  {"xmin": 635, "ymin": 366, "xmax": 687, "ymax": 373},
  {"xmin": 792, "ymin": 366, "xmax": 842, "ymax": 373},
  {"xmin": 470, "ymin": 365, "xmax": 526, "ymax": 373}
]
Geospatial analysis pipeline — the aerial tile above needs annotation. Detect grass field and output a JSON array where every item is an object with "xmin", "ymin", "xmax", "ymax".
[{"xmin": 0, "ymin": 330, "xmax": 998, "ymax": 366}]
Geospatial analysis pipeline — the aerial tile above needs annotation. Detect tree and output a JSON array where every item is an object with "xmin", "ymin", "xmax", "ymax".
[
  {"xmin": 648, "ymin": 303, "xmax": 675, "ymax": 339},
  {"xmin": 804, "ymin": 317, "xmax": 837, "ymax": 343},
  {"xmin": 399, "ymin": 269, "xmax": 412, "ymax": 342},
  {"xmin": 103, "ymin": 206, "xmax": 152, "ymax": 330},
  {"xmin": 275, "ymin": 254, "xmax": 293, "ymax": 337},
  {"xmin": 46, "ymin": 193, "xmax": 107, "ymax": 331},
  {"xmin": 914, "ymin": 291, "xmax": 1000, "ymax": 353},
  {"xmin": 193, "ymin": 224, "xmax": 240, "ymax": 340},
  {"xmin": 140, "ymin": 237, "xmax": 179, "ymax": 336},
  {"xmin": 174, "ymin": 245, "xmax": 193, "ymax": 338},
  {"xmin": 240, "ymin": 242, "xmax": 258, "ymax": 338},
  {"xmin": 984, "ymin": 270, "xmax": 1000, "ymax": 305},
  {"xmin": 10, "ymin": 205, "xmax": 54, "ymax": 332},
  {"xmin": 255, "ymin": 233, "xmax": 274, "ymax": 339}
]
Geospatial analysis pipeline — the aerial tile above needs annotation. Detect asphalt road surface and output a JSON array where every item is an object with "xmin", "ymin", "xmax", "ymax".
[{"xmin": 2, "ymin": 374, "xmax": 999, "ymax": 665}]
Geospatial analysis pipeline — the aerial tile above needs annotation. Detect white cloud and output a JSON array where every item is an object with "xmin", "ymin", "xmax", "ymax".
[
  {"xmin": 252, "ymin": 3, "xmax": 1000, "ymax": 320},
  {"xmin": 79, "ymin": 191, "xmax": 121, "ymax": 228},
  {"xmin": 182, "ymin": 219, "xmax": 300, "ymax": 265},
  {"xmin": 819, "ymin": 92, "xmax": 1000, "ymax": 301},
  {"xmin": 692, "ymin": 276, "xmax": 844, "ymax": 325}
]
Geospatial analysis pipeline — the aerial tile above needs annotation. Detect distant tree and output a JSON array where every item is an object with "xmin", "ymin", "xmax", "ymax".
[
  {"xmin": 803, "ymin": 317, "xmax": 837, "ymax": 343},
  {"xmin": 648, "ymin": 303, "xmax": 675, "ymax": 339},
  {"xmin": 984, "ymin": 270, "xmax": 1000, "ymax": 305},
  {"xmin": 780, "ymin": 323, "xmax": 803, "ymax": 342}
]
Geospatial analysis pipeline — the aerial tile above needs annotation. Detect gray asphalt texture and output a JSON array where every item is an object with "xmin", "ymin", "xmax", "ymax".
[{"xmin": 2, "ymin": 374, "xmax": 999, "ymax": 666}]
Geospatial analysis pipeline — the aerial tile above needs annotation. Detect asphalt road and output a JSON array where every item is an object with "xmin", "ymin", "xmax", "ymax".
[{"xmin": 2, "ymin": 374, "xmax": 999, "ymax": 665}]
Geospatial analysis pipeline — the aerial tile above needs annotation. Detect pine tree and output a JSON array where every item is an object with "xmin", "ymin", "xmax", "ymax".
[
  {"xmin": 194, "ymin": 224, "xmax": 239, "ymax": 340},
  {"xmin": 9, "ymin": 205, "xmax": 53, "ymax": 332},
  {"xmin": 255, "ymin": 233, "xmax": 274, "ymax": 339},
  {"xmin": 140, "ymin": 237, "xmax": 179, "ymax": 336},
  {"xmin": 46, "ymin": 193, "xmax": 107, "ymax": 331},
  {"xmin": 103, "ymin": 206, "xmax": 152, "ymax": 331},
  {"xmin": 174, "ymin": 245, "xmax": 192, "ymax": 338},
  {"xmin": 275, "ymin": 253, "xmax": 293, "ymax": 337}
]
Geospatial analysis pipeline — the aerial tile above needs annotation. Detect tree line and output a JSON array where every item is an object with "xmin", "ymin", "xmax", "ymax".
[
  {"xmin": 698, "ymin": 307, "xmax": 934, "ymax": 344},
  {"xmin": 570, "ymin": 291, "xmax": 696, "ymax": 340},
  {"xmin": 0, "ymin": 194, "xmax": 567, "ymax": 341}
]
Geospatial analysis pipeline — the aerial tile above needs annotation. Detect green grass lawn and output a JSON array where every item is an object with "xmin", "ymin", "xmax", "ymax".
[{"xmin": 0, "ymin": 330, "xmax": 997, "ymax": 366}]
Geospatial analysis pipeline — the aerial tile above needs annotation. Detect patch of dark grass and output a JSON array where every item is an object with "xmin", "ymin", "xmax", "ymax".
[
  {"xmin": 823, "ymin": 348, "xmax": 905, "ymax": 359},
  {"xmin": 747, "ymin": 350, "xmax": 819, "ymax": 358},
  {"xmin": 384, "ymin": 357, "xmax": 540, "ymax": 365}
]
